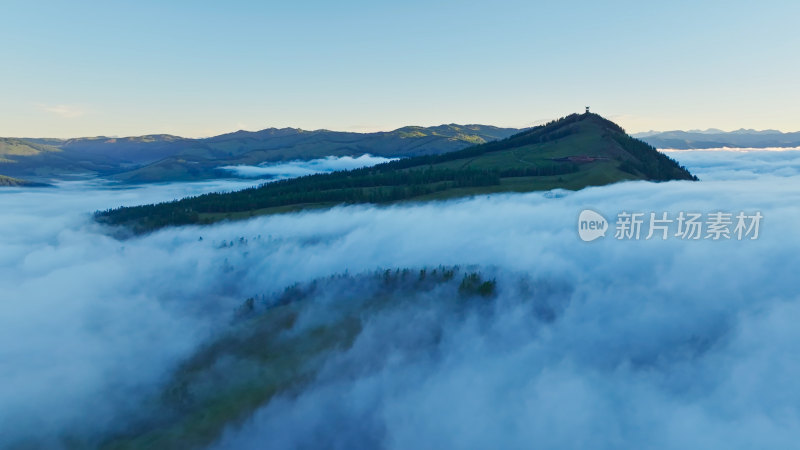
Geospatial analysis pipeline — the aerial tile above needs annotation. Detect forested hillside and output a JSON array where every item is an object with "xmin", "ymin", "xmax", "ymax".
[{"xmin": 96, "ymin": 113, "xmax": 696, "ymax": 234}]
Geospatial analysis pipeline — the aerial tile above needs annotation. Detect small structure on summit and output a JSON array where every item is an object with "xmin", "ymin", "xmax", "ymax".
[{"xmin": 585, "ymin": 106, "xmax": 590, "ymax": 114}]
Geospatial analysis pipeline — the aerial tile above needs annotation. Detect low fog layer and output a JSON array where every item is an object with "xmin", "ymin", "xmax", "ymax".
[
  {"xmin": 219, "ymin": 154, "xmax": 397, "ymax": 179},
  {"xmin": 664, "ymin": 148, "xmax": 800, "ymax": 180},
  {"xmin": 1, "ymin": 150, "xmax": 799, "ymax": 448}
]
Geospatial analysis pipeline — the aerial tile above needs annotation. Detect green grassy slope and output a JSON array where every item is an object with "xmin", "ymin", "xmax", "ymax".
[
  {"xmin": 0, "ymin": 138, "xmax": 61, "ymax": 163},
  {"xmin": 96, "ymin": 113, "xmax": 696, "ymax": 234},
  {"xmin": 0, "ymin": 174, "xmax": 51, "ymax": 187}
]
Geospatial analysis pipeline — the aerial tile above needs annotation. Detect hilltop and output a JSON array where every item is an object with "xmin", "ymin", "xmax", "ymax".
[
  {"xmin": 96, "ymin": 113, "xmax": 696, "ymax": 234},
  {"xmin": 0, "ymin": 124, "xmax": 519, "ymax": 184}
]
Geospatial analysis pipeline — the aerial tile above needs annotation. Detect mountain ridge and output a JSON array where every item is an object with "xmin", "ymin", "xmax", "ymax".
[
  {"xmin": 0, "ymin": 124, "xmax": 521, "ymax": 184},
  {"xmin": 635, "ymin": 128, "xmax": 800, "ymax": 149}
]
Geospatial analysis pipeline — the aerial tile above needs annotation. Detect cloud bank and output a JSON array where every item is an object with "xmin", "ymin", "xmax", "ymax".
[
  {"xmin": 38, "ymin": 104, "xmax": 86, "ymax": 118},
  {"xmin": 664, "ymin": 149, "xmax": 800, "ymax": 180},
  {"xmin": 219, "ymin": 154, "xmax": 397, "ymax": 179},
  {"xmin": 1, "ymin": 150, "xmax": 799, "ymax": 448}
]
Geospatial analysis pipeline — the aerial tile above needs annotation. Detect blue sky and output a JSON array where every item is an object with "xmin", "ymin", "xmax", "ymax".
[{"xmin": 2, "ymin": 0, "xmax": 798, "ymax": 137}]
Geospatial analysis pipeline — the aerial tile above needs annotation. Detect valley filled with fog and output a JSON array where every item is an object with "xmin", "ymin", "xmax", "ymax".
[
  {"xmin": 219, "ymin": 154, "xmax": 397, "ymax": 179},
  {"xmin": 2, "ymin": 150, "xmax": 800, "ymax": 449}
]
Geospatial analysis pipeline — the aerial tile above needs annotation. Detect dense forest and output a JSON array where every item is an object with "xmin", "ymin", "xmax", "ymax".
[{"xmin": 100, "ymin": 265, "xmax": 527, "ymax": 449}]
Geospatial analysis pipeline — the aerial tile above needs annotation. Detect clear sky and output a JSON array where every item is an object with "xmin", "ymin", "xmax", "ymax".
[{"xmin": 2, "ymin": 0, "xmax": 798, "ymax": 138}]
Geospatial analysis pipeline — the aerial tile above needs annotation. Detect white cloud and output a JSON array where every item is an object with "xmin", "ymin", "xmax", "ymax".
[
  {"xmin": 219, "ymin": 154, "xmax": 398, "ymax": 179},
  {"xmin": 665, "ymin": 149, "xmax": 800, "ymax": 180},
  {"xmin": 38, "ymin": 104, "xmax": 86, "ymax": 118},
  {"xmin": 1, "ymin": 150, "xmax": 799, "ymax": 448}
]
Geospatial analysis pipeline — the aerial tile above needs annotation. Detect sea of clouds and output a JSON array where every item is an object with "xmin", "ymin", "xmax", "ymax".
[
  {"xmin": 664, "ymin": 148, "xmax": 800, "ymax": 180},
  {"xmin": 1, "ymin": 149, "xmax": 800, "ymax": 448}
]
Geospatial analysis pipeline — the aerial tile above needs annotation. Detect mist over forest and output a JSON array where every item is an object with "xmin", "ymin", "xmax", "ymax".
[{"xmin": 1, "ymin": 150, "xmax": 799, "ymax": 448}]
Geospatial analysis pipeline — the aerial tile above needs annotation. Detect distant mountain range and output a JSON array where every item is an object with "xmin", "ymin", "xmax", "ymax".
[
  {"xmin": 0, "ymin": 125, "xmax": 520, "ymax": 184},
  {"xmin": 6, "ymin": 123, "xmax": 789, "ymax": 186},
  {"xmin": 634, "ymin": 129, "xmax": 800, "ymax": 149},
  {"xmin": 97, "ymin": 113, "xmax": 696, "ymax": 234}
]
